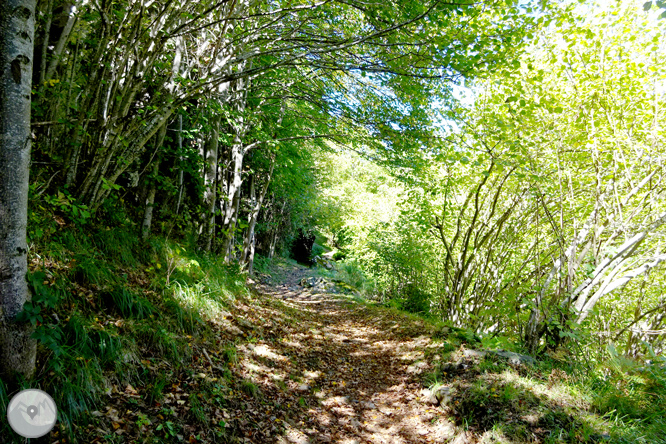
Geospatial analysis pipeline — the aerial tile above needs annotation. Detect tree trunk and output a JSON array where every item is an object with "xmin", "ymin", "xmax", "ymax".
[
  {"xmin": 524, "ymin": 310, "xmax": 546, "ymax": 354},
  {"xmin": 221, "ymin": 139, "xmax": 244, "ymax": 261},
  {"xmin": 139, "ymin": 123, "xmax": 167, "ymax": 240},
  {"xmin": 37, "ymin": 0, "xmax": 53, "ymax": 84},
  {"xmin": 0, "ymin": 0, "xmax": 37, "ymax": 381},
  {"xmin": 268, "ymin": 231, "xmax": 278, "ymax": 259},
  {"xmin": 225, "ymin": 186, "xmax": 242, "ymax": 261},
  {"xmin": 240, "ymin": 174, "xmax": 256, "ymax": 264},
  {"xmin": 141, "ymin": 159, "xmax": 160, "ymax": 240},
  {"xmin": 200, "ymin": 116, "xmax": 220, "ymax": 252},
  {"xmin": 44, "ymin": 1, "xmax": 77, "ymax": 82},
  {"xmin": 175, "ymin": 114, "xmax": 184, "ymax": 215},
  {"xmin": 77, "ymin": 103, "xmax": 177, "ymax": 209},
  {"xmin": 268, "ymin": 200, "xmax": 286, "ymax": 259},
  {"xmin": 241, "ymin": 156, "xmax": 275, "ymax": 273}
]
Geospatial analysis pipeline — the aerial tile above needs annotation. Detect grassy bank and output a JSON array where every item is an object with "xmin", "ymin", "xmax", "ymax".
[{"xmin": 1, "ymin": 205, "xmax": 260, "ymax": 442}]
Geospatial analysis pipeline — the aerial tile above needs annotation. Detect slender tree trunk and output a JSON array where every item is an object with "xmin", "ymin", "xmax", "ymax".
[
  {"xmin": 141, "ymin": 159, "xmax": 160, "ymax": 240},
  {"xmin": 140, "ymin": 125, "xmax": 166, "ymax": 240},
  {"xmin": 78, "ymin": 104, "xmax": 177, "ymax": 209},
  {"xmin": 38, "ymin": 0, "xmax": 53, "ymax": 84},
  {"xmin": 268, "ymin": 232, "xmax": 277, "ymax": 259},
  {"xmin": 0, "ymin": 0, "xmax": 38, "ymax": 380},
  {"xmin": 240, "ymin": 173, "xmax": 256, "ymax": 263},
  {"xmin": 268, "ymin": 200, "xmax": 286, "ymax": 259},
  {"xmin": 221, "ymin": 139, "xmax": 244, "ymax": 261},
  {"xmin": 223, "ymin": 185, "xmax": 242, "ymax": 261},
  {"xmin": 524, "ymin": 311, "xmax": 546, "ymax": 354},
  {"xmin": 44, "ymin": 1, "xmax": 77, "ymax": 82},
  {"xmin": 200, "ymin": 115, "xmax": 220, "ymax": 252},
  {"xmin": 241, "ymin": 157, "xmax": 275, "ymax": 272},
  {"xmin": 175, "ymin": 114, "xmax": 184, "ymax": 215}
]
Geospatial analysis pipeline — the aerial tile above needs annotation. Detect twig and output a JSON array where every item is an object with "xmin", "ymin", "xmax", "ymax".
[
  {"xmin": 35, "ymin": 171, "xmax": 60, "ymax": 197},
  {"xmin": 202, "ymin": 348, "xmax": 214, "ymax": 369},
  {"xmin": 202, "ymin": 348, "xmax": 226, "ymax": 373}
]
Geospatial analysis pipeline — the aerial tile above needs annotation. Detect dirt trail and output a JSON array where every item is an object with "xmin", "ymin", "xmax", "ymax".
[{"xmin": 239, "ymin": 264, "xmax": 457, "ymax": 444}]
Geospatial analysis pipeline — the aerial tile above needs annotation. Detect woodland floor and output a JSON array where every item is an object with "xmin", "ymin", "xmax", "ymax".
[
  {"xmin": 69, "ymin": 261, "xmax": 612, "ymax": 444},
  {"xmin": 239, "ymin": 263, "xmax": 460, "ymax": 444}
]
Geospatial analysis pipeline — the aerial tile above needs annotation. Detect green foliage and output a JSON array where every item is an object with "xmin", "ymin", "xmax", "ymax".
[
  {"xmin": 16, "ymin": 271, "xmax": 61, "ymax": 327},
  {"xmin": 335, "ymin": 261, "xmax": 370, "ymax": 294},
  {"xmin": 147, "ymin": 373, "xmax": 169, "ymax": 405},
  {"xmin": 104, "ymin": 286, "xmax": 155, "ymax": 320},
  {"xmin": 309, "ymin": 0, "xmax": 666, "ymax": 363},
  {"xmin": 394, "ymin": 283, "xmax": 430, "ymax": 314},
  {"xmin": 163, "ymin": 296, "xmax": 202, "ymax": 334},
  {"xmin": 188, "ymin": 392, "xmax": 208, "ymax": 424},
  {"xmin": 131, "ymin": 323, "xmax": 183, "ymax": 361},
  {"xmin": 95, "ymin": 226, "xmax": 140, "ymax": 267},
  {"xmin": 156, "ymin": 420, "xmax": 180, "ymax": 440},
  {"xmin": 42, "ymin": 190, "xmax": 92, "ymax": 225},
  {"xmin": 2, "ymin": 202, "xmax": 254, "ymax": 442},
  {"xmin": 310, "ymin": 244, "xmax": 325, "ymax": 259},
  {"xmin": 13, "ymin": 2, "xmax": 666, "ymax": 443},
  {"xmin": 589, "ymin": 351, "xmax": 666, "ymax": 432},
  {"xmin": 219, "ymin": 344, "xmax": 238, "ymax": 365},
  {"xmin": 73, "ymin": 253, "xmax": 118, "ymax": 286},
  {"xmin": 332, "ymin": 250, "xmax": 347, "ymax": 261},
  {"xmin": 477, "ymin": 354, "xmax": 509, "ymax": 374},
  {"xmin": 240, "ymin": 380, "xmax": 260, "ymax": 398}
]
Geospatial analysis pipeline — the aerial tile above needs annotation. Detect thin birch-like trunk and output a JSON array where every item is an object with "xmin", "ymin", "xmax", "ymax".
[
  {"xmin": 141, "ymin": 159, "xmax": 160, "ymax": 240},
  {"xmin": 141, "ymin": 124, "xmax": 167, "ymax": 240},
  {"xmin": 200, "ymin": 115, "xmax": 220, "ymax": 252},
  {"xmin": 38, "ymin": 0, "xmax": 53, "ymax": 84},
  {"xmin": 221, "ymin": 139, "xmax": 244, "ymax": 261},
  {"xmin": 44, "ymin": 1, "xmax": 77, "ymax": 82},
  {"xmin": 241, "ymin": 157, "xmax": 275, "ymax": 273},
  {"xmin": 175, "ymin": 114, "xmax": 184, "ymax": 215}
]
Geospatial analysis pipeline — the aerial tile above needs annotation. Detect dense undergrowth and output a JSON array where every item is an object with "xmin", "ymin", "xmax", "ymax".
[{"xmin": 0, "ymin": 201, "xmax": 255, "ymax": 443}]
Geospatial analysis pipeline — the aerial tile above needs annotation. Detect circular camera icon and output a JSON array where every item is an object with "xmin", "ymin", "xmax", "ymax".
[{"xmin": 7, "ymin": 389, "xmax": 57, "ymax": 438}]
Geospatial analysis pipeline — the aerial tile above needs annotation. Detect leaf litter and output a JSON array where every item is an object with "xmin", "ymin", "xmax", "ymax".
[{"xmin": 69, "ymin": 263, "xmax": 462, "ymax": 443}]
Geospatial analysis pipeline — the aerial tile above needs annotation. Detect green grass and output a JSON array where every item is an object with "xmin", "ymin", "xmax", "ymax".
[
  {"xmin": 1, "ymin": 215, "xmax": 253, "ymax": 443},
  {"xmin": 240, "ymin": 380, "xmax": 260, "ymax": 398},
  {"xmin": 104, "ymin": 286, "xmax": 156, "ymax": 319},
  {"xmin": 369, "ymin": 289, "xmax": 666, "ymax": 444},
  {"xmin": 73, "ymin": 253, "xmax": 119, "ymax": 286},
  {"xmin": 423, "ymin": 338, "xmax": 666, "ymax": 444}
]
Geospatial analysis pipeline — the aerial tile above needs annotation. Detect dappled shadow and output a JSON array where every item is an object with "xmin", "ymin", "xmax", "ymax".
[
  {"xmin": 25, "ymin": 251, "xmax": 622, "ymax": 444},
  {"xmin": 231, "ymin": 266, "xmax": 459, "ymax": 443},
  {"xmin": 422, "ymin": 355, "xmax": 613, "ymax": 444}
]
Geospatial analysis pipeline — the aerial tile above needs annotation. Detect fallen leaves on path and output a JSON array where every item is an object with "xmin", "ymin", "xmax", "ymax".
[
  {"xmin": 240, "ymin": 266, "xmax": 458, "ymax": 444},
  {"xmin": 77, "ymin": 263, "xmax": 459, "ymax": 444}
]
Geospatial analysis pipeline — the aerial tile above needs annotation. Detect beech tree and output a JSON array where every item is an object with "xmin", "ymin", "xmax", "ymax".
[{"xmin": 0, "ymin": 0, "xmax": 37, "ymax": 379}]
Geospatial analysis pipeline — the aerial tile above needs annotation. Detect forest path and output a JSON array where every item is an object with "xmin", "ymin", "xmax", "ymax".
[{"xmin": 242, "ymin": 262, "xmax": 458, "ymax": 444}]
